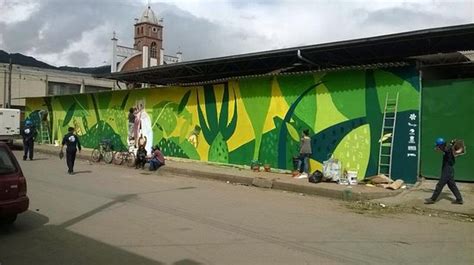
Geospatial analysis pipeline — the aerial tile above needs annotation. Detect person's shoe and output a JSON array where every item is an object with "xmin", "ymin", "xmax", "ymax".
[
  {"xmin": 452, "ymin": 200, "xmax": 464, "ymax": 205},
  {"xmin": 424, "ymin": 198, "xmax": 436, "ymax": 204},
  {"xmin": 23, "ymin": 157, "xmax": 27, "ymax": 161},
  {"xmin": 29, "ymin": 158, "xmax": 33, "ymax": 161}
]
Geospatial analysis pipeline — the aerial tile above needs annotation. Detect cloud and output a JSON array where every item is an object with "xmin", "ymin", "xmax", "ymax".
[
  {"xmin": 361, "ymin": 5, "xmax": 467, "ymax": 30},
  {"xmin": 0, "ymin": 0, "xmax": 472, "ymax": 67},
  {"xmin": 66, "ymin": 50, "xmax": 90, "ymax": 66}
]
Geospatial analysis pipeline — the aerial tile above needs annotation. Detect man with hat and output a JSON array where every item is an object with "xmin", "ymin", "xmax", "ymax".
[
  {"xmin": 61, "ymin": 127, "xmax": 82, "ymax": 175},
  {"xmin": 21, "ymin": 120, "xmax": 37, "ymax": 161},
  {"xmin": 425, "ymin": 137, "xmax": 463, "ymax": 205}
]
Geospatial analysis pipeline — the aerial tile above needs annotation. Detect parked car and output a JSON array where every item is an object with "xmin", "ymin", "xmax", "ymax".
[{"xmin": 0, "ymin": 142, "xmax": 29, "ymax": 224}]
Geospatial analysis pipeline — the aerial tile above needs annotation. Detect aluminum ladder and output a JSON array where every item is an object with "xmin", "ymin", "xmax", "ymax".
[
  {"xmin": 377, "ymin": 92, "xmax": 399, "ymax": 179},
  {"xmin": 39, "ymin": 121, "xmax": 50, "ymax": 144}
]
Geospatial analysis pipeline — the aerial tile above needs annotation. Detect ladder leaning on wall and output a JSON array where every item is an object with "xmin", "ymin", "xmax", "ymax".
[
  {"xmin": 377, "ymin": 92, "xmax": 399, "ymax": 179},
  {"xmin": 39, "ymin": 120, "xmax": 50, "ymax": 144}
]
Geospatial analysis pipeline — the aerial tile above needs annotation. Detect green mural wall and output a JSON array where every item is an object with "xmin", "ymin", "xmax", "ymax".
[
  {"xmin": 26, "ymin": 67, "xmax": 421, "ymax": 183},
  {"xmin": 421, "ymin": 79, "xmax": 474, "ymax": 182}
]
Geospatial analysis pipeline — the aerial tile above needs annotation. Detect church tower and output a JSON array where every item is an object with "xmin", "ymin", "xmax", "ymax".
[
  {"xmin": 111, "ymin": 4, "xmax": 182, "ymax": 73},
  {"xmin": 133, "ymin": 5, "xmax": 163, "ymax": 67}
]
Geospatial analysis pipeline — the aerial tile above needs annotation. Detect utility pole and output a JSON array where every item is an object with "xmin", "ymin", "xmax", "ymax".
[
  {"xmin": 7, "ymin": 58, "xmax": 12, "ymax": 108},
  {"xmin": 2, "ymin": 69, "xmax": 6, "ymax": 107}
]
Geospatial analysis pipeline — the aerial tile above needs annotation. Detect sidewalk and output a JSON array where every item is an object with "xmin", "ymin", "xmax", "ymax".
[
  {"xmin": 24, "ymin": 143, "xmax": 403, "ymax": 201},
  {"xmin": 373, "ymin": 178, "xmax": 474, "ymax": 215}
]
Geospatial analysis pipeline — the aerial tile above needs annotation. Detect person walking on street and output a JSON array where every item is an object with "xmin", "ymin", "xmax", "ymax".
[
  {"xmin": 21, "ymin": 120, "xmax": 37, "ymax": 161},
  {"xmin": 298, "ymin": 129, "xmax": 312, "ymax": 175},
  {"xmin": 61, "ymin": 127, "xmax": 81, "ymax": 175},
  {"xmin": 425, "ymin": 138, "xmax": 463, "ymax": 205}
]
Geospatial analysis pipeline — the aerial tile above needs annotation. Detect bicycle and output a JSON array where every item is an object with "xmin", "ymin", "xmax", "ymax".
[
  {"xmin": 91, "ymin": 139, "xmax": 114, "ymax": 164},
  {"xmin": 113, "ymin": 150, "xmax": 136, "ymax": 167}
]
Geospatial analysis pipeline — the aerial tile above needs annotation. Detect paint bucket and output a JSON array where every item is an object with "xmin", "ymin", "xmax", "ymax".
[{"xmin": 347, "ymin": 170, "xmax": 358, "ymax": 185}]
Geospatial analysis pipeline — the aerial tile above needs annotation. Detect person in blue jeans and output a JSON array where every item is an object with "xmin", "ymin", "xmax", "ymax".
[
  {"xmin": 298, "ymin": 129, "xmax": 312, "ymax": 175},
  {"xmin": 149, "ymin": 145, "xmax": 165, "ymax": 171}
]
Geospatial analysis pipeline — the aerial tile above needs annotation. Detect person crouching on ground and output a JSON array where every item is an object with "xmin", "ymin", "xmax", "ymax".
[
  {"xmin": 135, "ymin": 145, "xmax": 147, "ymax": 169},
  {"xmin": 61, "ymin": 127, "xmax": 81, "ymax": 175},
  {"xmin": 149, "ymin": 145, "xmax": 165, "ymax": 171},
  {"xmin": 425, "ymin": 138, "xmax": 463, "ymax": 205}
]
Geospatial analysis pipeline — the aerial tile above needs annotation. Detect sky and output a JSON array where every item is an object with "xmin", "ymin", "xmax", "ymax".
[{"xmin": 0, "ymin": 0, "xmax": 473, "ymax": 67}]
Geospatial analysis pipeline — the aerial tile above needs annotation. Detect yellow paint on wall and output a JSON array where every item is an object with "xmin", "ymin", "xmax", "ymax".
[
  {"xmin": 314, "ymin": 84, "xmax": 348, "ymax": 132},
  {"xmin": 310, "ymin": 159, "xmax": 323, "ymax": 172},
  {"xmin": 262, "ymin": 77, "xmax": 289, "ymax": 133},
  {"xmin": 227, "ymin": 80, "xmax": 255, "ymax": 152}
]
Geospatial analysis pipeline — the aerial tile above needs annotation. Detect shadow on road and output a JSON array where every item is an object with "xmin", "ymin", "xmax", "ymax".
[
  {"xmin": 73, "ymin": 170, "xmax": 93, "ymax": 174},
  {"xmin": 0, "ymin": 201, "xmax": 203, "ymax": 265}
]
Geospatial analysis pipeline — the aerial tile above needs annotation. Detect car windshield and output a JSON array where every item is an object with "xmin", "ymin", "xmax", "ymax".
[{"xmin": 0, "ymin": 147, "xmax": 18, "ymax": 175}]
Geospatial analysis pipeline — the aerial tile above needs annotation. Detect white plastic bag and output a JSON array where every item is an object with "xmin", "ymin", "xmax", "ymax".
[{"xmin": 323, "ymin": 156, "xmax": 341, "ymax": 182}]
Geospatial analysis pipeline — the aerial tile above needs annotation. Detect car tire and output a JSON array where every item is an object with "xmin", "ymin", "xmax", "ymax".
[{"xmin": 1, "ymin": 214, "xmax": 17, "ymax": 224}]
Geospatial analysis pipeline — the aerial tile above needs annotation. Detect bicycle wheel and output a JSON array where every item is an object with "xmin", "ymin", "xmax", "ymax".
[
  {"xmin": 91, "ymin": 148, "xmax": 101, "ymax": 162},
  {"xmin": 103, "ymin": 150, "xmax": 114, "ymax": 164},
  {"xmin": 113, "ymin": 151, "xmax": 124, "ymax": 165},
  {"xmin": 125, "ymin": 152, "xmax": 136, "ymax": 167}
]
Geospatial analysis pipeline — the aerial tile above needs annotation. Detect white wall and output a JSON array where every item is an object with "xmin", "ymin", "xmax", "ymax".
[{"xmin": 0, "ymin": 63, "xmax": 116, "ymax": 108}]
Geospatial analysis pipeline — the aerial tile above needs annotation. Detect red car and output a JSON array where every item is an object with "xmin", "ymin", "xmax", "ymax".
[{"xmin": 0, "ymin": 143, "xmax": 29, "ymax": 224}]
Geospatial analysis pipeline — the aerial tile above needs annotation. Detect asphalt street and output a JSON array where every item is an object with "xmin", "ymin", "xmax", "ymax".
[{"xmin": 1, "ymin": 151, "xmax": 473, "ymax": 265}]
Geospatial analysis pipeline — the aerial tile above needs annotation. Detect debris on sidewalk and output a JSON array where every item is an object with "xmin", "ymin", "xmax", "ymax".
[
  {"xmin": 367, "ymin": 174, "xmax": 393, "ymax": 184},
  {"xmin": 386, "ymin": 179, "xmax": 404, "ymax": 190}
]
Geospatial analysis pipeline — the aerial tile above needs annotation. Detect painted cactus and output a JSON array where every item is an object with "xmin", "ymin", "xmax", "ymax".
[{"xmin": 197, "ymin": 83, "xmax": 238, "ymax": 163}]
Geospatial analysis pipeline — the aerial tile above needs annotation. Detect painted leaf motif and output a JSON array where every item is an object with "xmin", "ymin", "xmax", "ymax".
[
  {"xmin": 286, "ymin": 122, "xmax": 300, "ymax": 142},
  {"xmin": 178, "ymin": 90, "xmax": 191, "ymax": 114},
  {"xmin": 62, "ymin": 102, "xmax": 76, "ymax": 127}
]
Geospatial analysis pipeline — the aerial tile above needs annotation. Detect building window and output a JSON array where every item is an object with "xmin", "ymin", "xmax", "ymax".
[
  {"xmin": 47, "ymin": 82, "xmax": 80, "ymax": 96},
  {"xmin": 150, "ymin": 42, "xmax": 157, "ymax": 58},
  {"xmin": 137, "ymin": 28, "xmax": 139, "ymax": 35},
  {"xmin": 84, "ymin": 86, "xmax": 111, "ymax": 93},
  {"xmin": 152, "ymin": 27, "xmax": 157, "ymax": 32}
]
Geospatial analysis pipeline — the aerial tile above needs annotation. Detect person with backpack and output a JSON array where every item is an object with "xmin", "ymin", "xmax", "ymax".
[
  {"xmin": 61, "ymin": 127, "xmax": 81, "ymax": 175},
  {"xmin": 21, "ymin": 120, "xmax": 37, "ymax": 161},
  {"xmin": 425, "ymin": 138, "xmax": 464, "ymax": 205}
]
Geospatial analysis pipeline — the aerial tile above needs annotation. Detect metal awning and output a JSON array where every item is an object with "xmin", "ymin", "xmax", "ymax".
[{"xmin": 100, "ymin": 23, "xmax": 474, "ymax": 86}]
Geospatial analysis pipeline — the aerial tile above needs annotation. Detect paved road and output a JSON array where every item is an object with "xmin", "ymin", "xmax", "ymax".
[{"xmin": 1, "ymin": 151, "xmax": 473, "ymax": 265}]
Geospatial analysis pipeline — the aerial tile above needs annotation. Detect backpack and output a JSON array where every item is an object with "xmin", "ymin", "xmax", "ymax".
[{"xmin": 308, "ymin": 170, "xmax": 324, "ymax": 183}]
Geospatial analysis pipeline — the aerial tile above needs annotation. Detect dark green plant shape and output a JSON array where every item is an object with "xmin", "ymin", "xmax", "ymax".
[
  {"xmin": 197, "ymin": 83, "xmax": 238, "ymax": 163},
  {"xmin": 76, "ymin": 93, "xmax": 127, "ymax": 151},
  {"xmin": 80, "ymin": 120, "xmax": 125, "ymax": 151},
  {"xmin": 364, "ymin": 70, "xmax": 383, "ymax": 176},
  {"xmin": 277, "ymin": 81, "xmax": 323, "ymax": 168}
]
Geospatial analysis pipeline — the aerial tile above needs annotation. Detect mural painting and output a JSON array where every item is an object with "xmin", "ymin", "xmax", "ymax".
[{"xmin": 26, "ymin": 67, "xmax": 421, "ymax": 182}]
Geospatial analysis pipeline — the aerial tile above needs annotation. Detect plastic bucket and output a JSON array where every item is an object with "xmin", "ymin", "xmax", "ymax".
[{"xmin": 347, "ymin": 170, "xmax": 358, "ymax": 185}]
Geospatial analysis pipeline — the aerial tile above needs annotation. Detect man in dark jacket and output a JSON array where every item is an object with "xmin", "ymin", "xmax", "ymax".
[
  {"xmin": 425, "ymin": 138, "xmax": 463, "ymax": 205},
  {"xmin": 61, "ymin": 127, "xmax": 81, "ymax": 175},
  {"xmin": 21, "ymin": 120, "xmax": 37, "ymax": 161}
]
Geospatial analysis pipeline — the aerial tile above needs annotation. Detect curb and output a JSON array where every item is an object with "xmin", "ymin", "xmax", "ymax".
[{"xmin": 23, "ymin": 144, "xmax": 402, "ymax": 201}]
